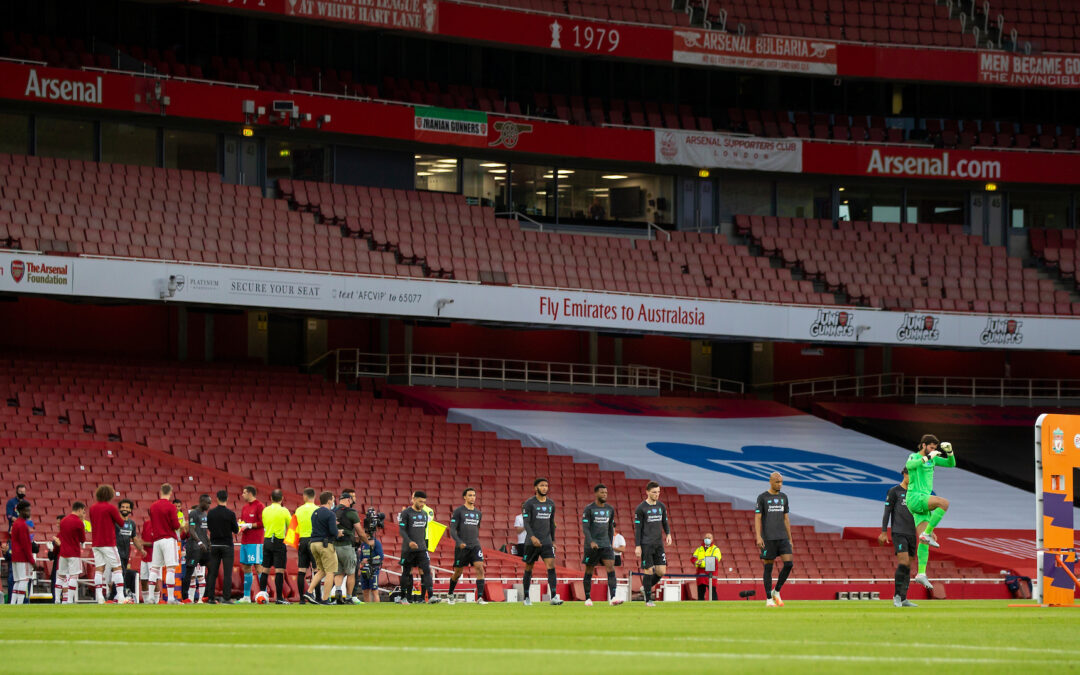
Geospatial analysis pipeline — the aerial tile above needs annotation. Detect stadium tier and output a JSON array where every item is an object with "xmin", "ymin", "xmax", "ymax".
[
  {"xmin": 0, "ymin": 152, "xmax": 838, "ymax": 303},
  {"xmin": 988, "ymin": 0, "xmax": 1080, "ymax": 53},
  {"xmin": 1030, "ymin": 228, "xmax": 1080, "ymax": 292},
  {"xmin": 0, "ymin": 355, "xmax": 1002, "ymax": 593},
  {"xmin": 697, "ymin": 0, "xmax": 972, "ymax": 47},
  {"xmin": 280, "ymin": 178, "xmax": 834, "ymax": 302},
  {"xmin": 738, "ymin": 215, "xmax": 1079, "ymax": 315}
]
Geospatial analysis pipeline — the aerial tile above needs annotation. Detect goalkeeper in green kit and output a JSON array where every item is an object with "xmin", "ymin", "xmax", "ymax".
[{"xmin": 905, "ymin": 434, "xmax": 955, "ymax": 591}]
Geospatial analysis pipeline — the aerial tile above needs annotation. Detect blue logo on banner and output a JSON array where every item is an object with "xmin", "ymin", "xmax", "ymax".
[{"xmin": 646, "ymin": 443, "xmax": 901, "ymax": 501}]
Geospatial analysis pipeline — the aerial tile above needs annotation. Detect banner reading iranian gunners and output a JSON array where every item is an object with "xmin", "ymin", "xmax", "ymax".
[
  {"xmin": 655, "ymin": 129, "xmax": 802, "ymax": 172},
  {"xmin": 414, "ymin": 107, "xmax": 488, "ymax": 146},
  {"xmin": 673, "ymin": 30, "xmax": 837, "ymax": 75}
]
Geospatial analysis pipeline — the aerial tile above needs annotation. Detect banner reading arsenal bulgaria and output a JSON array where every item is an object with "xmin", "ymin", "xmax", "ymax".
[
  {"xmin": 655, "ymin": 129, "xmax": 803, "ymax": 172},
  {"xmin": 673, "ymin": 30, "xmax": 838, "ymax": 75}
]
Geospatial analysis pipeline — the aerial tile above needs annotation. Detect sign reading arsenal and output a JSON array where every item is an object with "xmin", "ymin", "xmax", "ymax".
[
  {"xmin": 673, "ymin": 30, "xmax": 837, "ymax": 75},
  {"xmin": 23, "ymin": 69, "xmax": 103, "ymax": 105}
]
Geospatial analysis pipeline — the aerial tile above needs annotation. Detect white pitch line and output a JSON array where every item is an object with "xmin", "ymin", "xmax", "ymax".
[
  {"xmin": 605, "ymin": 634, "xmax": 1080, "ymax": 656},
  {"xmin": 0, "ymin": 639, "xmax": 1062, "ymax": 665}
]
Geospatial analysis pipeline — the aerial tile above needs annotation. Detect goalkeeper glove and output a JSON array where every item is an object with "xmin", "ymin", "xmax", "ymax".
[
  {"xmin": 940, "ymin": 441, "xmax": 953, "ymax": 455},
  {"xmin": 928, "ymin": 450, "xmax": 941, "ymax": 459}
]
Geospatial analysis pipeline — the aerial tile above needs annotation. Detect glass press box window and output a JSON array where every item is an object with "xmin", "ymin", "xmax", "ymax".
[
  {"xmin": 838, "ymin": 184, "xmax": 903, "ymax": 223},
  {"xmin": 905, "ymin": 186, "xmax": 966, "ymax": 225},
  {"xmin": 509, "ymin": 164, "xmax": 556, "ymax": 217},
  {"xmin": 778, "ymin": 179, "xmax": 832, "ymax": 219},
  {"xmin": 1010, "ymin": 191, "xmax": 1070, "ymax": 229},
  {"xmin": 0, "ymin": 113, "xmax": 31, "ymax": 155},
  {"xmin": 463, "ymin": 158, "xmax": 503, "ymax": 208},
  {"xmin": 36, "ymin": 117, "xmax": 95, "ymax": 161},
  {"xmin": 556, "ymin": 169, "xmax": 675, "ymax": 225},
  {"xmin": 101, "ymin": 123, "xmax": 157, "ymax": 166},
  {"xmin": 414, "ymin": 154, "xmax": 459, "ymax": 193},
  {"xmin": 267, "ymin": 140, "xmax": 329, "ymax": 182},
  {"xmin": 163, "ymin": 129, "xmax": 219, "ymax": 172}
]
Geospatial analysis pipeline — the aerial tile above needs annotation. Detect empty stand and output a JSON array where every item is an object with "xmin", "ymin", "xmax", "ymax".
[
  {"xmin": 280, "ymin": 178, "xmax": 836, "ymax": 302},
  {"xmin": 1030, "ymin": 228, "xmax": 1080, "ymax": 297},
  {"xmin": 739, "ymin": 215, "xmax": 1077, "ymax": 315},
  {"xmin": 696, "ymin": 0, "xmax": 972, "ymax": 47},
  {"xmin": 0, "ymin": 154, "xmax": 422, "ymax": 276},
  {"xmin": 0, "ymin": 356, "xmax": 998, "ymax": 583}
]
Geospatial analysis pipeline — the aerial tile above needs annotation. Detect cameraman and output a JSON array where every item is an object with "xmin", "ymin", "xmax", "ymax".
[
  {"xmin": 332, "ymin": 490, "xmax": 366, "ymax": 605},
  {"xmin": 359, "ymin": 507, "xmax": 384, "ymax": 603}
]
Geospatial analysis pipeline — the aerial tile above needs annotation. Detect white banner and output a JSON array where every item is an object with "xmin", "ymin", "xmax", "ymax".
[
  {"xmin": 446, "ymin": 408, "xmax": 1045, "ymax": 531},
  {"xmin": 655, "ymin": 129, "xmax": 803, "ymax": 172},
  {"xmin": 0, "ymin": 252, "xmax": 1077, "ymax": 351}
]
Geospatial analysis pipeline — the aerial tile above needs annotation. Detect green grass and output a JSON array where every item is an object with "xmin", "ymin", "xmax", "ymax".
[{"xmin": 1, "ymin": 600, "xmax": 1077, "ymax": 674}]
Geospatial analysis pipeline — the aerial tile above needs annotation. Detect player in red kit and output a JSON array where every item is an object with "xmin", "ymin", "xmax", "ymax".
[
  {"xmin": 89, "ymin": 484, "xmax": 129, "ymax": 604},
  {"xmin": 140, "ymin": 517, "xmax": 155, "ymax": 603},
  {"xmin": 9, "ymin": 500, "xmax": 33, "ymax": 605},
  {"xmin": 58, "ymin": 502, "xmax": 88, "ymax": 604},
  {"xmin": 147, "ymin": 483, "xmax": 185, "ymax": 604}
]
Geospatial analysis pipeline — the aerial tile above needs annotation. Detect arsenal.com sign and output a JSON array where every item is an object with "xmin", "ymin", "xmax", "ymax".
[{"xmin": 673, "ymin": 30, "xmax": 837, "ymax": 75}]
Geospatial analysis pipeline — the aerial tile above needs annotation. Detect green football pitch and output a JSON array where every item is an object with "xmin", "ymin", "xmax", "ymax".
[{"xmin": 0, "ymin": 600, "xmax": 1075, "ymax": 674}]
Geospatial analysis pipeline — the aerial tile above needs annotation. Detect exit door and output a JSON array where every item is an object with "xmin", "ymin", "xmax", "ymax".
[
  {"xmin": 678, "ymin": 178, "xmax": 714, "ymax": 231},
  {"xmin": 224, "ymin": 137, "xmax": 261, "ymax": 186}
]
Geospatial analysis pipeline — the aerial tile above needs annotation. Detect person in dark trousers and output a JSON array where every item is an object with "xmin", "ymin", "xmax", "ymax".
[
  {"xmin": 879, "ymin": 467, "xmax": 919, "ymax": 608},
  {"xmin": 205, "ymin": 490, "xmax": 239, "ymax": 604},
  {"xmin": 111, "ymin": 500, "xmax": 140, "ymax": 601},
  {"xmin": 182, "ymin": 495, "xmax": 211, "ymax": 603}
]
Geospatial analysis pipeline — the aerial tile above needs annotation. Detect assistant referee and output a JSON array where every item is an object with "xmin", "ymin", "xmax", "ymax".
[{"xmin": 294, "ymin": 488, "xmax": 318, "ymax": 603}]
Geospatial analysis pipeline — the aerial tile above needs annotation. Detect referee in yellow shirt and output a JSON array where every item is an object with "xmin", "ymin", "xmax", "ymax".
[
  {"xmin": 260, "ymin": 489, "xmax": 291, "ymax": 604},
  {"xmin": 294, "ymin": 488, "xmax": 319, "ymax": 603}
]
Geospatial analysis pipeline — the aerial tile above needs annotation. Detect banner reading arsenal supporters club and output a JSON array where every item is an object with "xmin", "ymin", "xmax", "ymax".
[
  {"xmin": 673, "ymin": 30, "xmax": 838, "ymax": 75},
  {"xmin": 655, "ymin": 129, "xmax": 803, "ymax": 172}
]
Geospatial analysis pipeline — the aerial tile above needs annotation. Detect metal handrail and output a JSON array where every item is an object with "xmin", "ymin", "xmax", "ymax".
[
  {"xmin": 322, "ymin": 349, "xmax": 743, "ymax": 394},
  {"xmin": 910, "ymin": 375, "xmax": 1080, "ymax": 406},
  {"xmin": 778, "ymin": 372, "xmax": 905, "ymax": 404},
  {"xmin": 760, "ymin": 371, "xmax": 1080, "ymax": 406}
]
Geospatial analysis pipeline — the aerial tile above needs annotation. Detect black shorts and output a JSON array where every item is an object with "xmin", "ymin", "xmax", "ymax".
[
  {"xmin": 454, "ymin": 545, "xmax": 484, "ymax": 568},
  {"xmin": 185, "ymin": 548, "xmax": 209, "ymax": 567},
  {"xmin": 760, "ymin": 539, "xmax": 793, "ymax": 560},
  {"xmin": 894, "ymin": 533, "xmax": 917, "ymax": 555},
  {"xmin": 640, "ymin": 543, "xmax": 667, "ymax": 569},
  {"xmin": 522, "ymin": 543, "xmax": 556, "ymax": 564},
  {"xmin": 298, "ymin": 538, "xmax": 314, "ymax": 568},
  {"xmin": 262, "ymin": 539, "xmax": 287, "ymax": 568},
  {"xmin": 400, "ymin": 548, "xmax": 430, "ymax": 572},
  {"xmin": 582, "ymin": 546, "xmax": 615, "ymax": 566}
]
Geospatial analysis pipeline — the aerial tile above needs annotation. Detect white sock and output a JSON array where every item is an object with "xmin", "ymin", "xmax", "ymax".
[
  {"xmin": 195, "ymin": 566, "xmax": 206, "ymax": 602},
  {"xmin": 54, "ymin": 580, "xmax": 63, "ymax": 604},
  {"xmin": 94, "ymin": 572, "xmax": 104, "ymax": 603},
  {"xmin": 111, "ymin": 570, "xmax": 126, "ymax": 601},
  {"xmin": 12, "ymin": 580, "xmax": 27, "ymax": 604},
  {"xmin": 66, "ymin": 577, "xmax": 78, "ymax": 604},
  {"xmin": 163, "ymin": 569, "xmax": 175, "ymax": 601},
  {"xmin": 148, "ymin": 569, "xmax": 160, "ymax": 604}
]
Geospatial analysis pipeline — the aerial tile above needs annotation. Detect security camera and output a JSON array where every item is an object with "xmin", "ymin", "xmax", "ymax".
[{"xmin": 435, "ymin": 298, "xmax": 454, "ymax": 316}]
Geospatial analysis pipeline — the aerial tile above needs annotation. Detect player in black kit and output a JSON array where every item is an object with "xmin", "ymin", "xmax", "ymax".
[
  {"xmin": 755, "ymin": 471, "xmax": 793, "ymax": 607},
  {"xmin": 879, "ymin": 467, "xmax": 919, "ymax": 608},
  {"xmin": 521, "ymin": 477, "xmax": 563, "ymax": 606},
  {"xmin": 448, "ymin": 487, "xmax": 486, "ymax": 605},
  {"xmin": 634, "ymin": 480, "xmax": 671, "ymax": 607},
  {"xmin": 581, "ymin": 484, "xmax": 623, "ymax": 606},
  {"xmin": 398, "ymin": 490, "xmax": 438, "ymax": 604}
]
